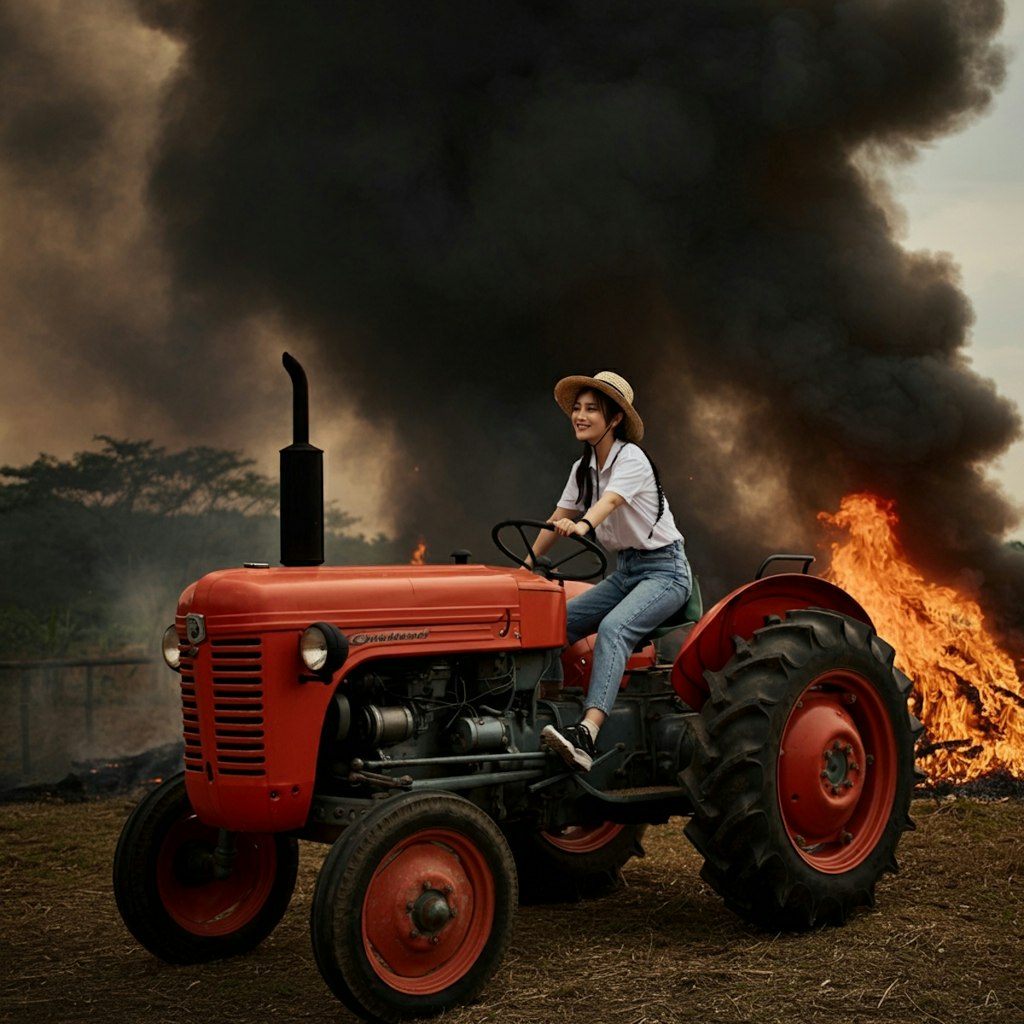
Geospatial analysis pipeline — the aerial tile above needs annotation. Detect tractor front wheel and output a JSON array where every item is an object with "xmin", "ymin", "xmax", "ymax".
[
  {"xmin": 310, "ymin": 791, "xmax": 517, "ymax": 1023},
  {"xmin": 113, "ymin": 772, "xmax": 298, "ymax": 962},
  {"xmin": 679, "ymin": 609, "xmax": 920, "ymax": 929}
]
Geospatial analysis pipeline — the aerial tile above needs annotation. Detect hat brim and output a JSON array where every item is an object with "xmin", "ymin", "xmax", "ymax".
[{"xmin": 553, "ymin": 375, "xmax": 644, "ymax": 443}]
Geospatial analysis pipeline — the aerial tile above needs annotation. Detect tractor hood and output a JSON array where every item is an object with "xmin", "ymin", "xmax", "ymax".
[{"xmin": 176, "ymin": 562, "xmax": 567, "ymax": 653}]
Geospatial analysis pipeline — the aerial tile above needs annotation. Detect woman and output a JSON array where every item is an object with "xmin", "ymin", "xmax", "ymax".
[{"xmin": 533, "ymin": 370, "xmax": 692, "ymax": 771}]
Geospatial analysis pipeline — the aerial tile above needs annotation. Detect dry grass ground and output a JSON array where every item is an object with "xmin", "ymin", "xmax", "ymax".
[{"xmin": 1, "ymin": 795, "xmax": 1022, "ymax": 1024}]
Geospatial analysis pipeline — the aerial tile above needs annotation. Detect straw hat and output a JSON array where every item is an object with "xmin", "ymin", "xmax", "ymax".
[{"xmin": 553, "ymin": 371, "xmax": 644, "ymax": 443}]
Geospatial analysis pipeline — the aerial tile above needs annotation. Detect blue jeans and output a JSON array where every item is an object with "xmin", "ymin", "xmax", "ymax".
[{"xmin": 567, "ymin": 540, "xmax": 692, "ymax": 717}]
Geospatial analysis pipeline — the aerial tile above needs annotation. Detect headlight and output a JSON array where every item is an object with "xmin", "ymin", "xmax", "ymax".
[
  {"xmin": 161, "ymin": 624, "xmax": 182, "ymax": 671},
  {"xmin": 300, "ymin": 622, "xmax": 349, "ymax": 678}
]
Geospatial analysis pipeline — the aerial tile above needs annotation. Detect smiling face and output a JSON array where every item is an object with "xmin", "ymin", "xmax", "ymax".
[{"xmin": 571, "ymin": 388, "xmax": 623, "ymax": 446}]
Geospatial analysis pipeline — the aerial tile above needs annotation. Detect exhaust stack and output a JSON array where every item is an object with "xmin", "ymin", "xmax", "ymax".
[{"xmin": 280, "ymin": 352, "xmax": 324, "ymax": 567}]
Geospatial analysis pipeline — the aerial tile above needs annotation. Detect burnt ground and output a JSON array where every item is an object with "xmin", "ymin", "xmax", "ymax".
[{"xmin": 1, "ymin": 795, "xmax": 1022, "ymax": 1024}]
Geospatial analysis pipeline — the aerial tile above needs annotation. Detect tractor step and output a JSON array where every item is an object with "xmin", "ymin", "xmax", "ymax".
[
  {"xmin": 601, "ymin": 785, "xmax": 685, "ymax": 798},
  {"xmin": 574, "ymin": 778, "xmax": 692, "ymax": 825}
]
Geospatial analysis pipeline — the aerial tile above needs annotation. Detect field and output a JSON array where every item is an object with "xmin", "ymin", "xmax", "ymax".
[{"xmin": 1, "ymin": 795, "xmax": 1022, "ymax": 1024}]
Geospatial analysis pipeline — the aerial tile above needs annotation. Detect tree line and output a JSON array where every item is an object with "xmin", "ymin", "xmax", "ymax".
[{"xmin": 0, "ymin": 436, "xmax": 401, "ymax": 659}]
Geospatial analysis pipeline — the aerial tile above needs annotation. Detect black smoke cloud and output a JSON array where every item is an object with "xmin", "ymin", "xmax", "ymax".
[{"xmin": 133, "ymin": 1, "xmax": 1023, "ymax": 639}]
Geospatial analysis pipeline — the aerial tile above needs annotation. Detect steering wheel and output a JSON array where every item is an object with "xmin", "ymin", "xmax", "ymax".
[{"xmin": 491, "ymin": 519, "xmax": 607, "ymax": 582}]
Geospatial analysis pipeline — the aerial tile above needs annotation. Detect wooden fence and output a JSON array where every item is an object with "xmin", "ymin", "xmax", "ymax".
[{"xmin": 0, "ymin": 656, "xmax": 181, "ymax": 786}]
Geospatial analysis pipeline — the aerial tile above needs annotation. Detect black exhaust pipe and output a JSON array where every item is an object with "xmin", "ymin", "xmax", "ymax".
[{"xmin": 280, "ymin": 352, "xmax": 324, "ymax": 567}]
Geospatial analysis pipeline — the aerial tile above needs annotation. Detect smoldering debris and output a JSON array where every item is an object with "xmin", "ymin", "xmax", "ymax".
[{"xmin": 0, "ymin": 741, "xmax": 184, "ymax": 804}]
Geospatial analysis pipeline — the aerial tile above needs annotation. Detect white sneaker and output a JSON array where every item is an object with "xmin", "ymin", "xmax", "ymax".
[{"xmin": 541, "ymin": 723, "xmax": 595, "ymax": 772}]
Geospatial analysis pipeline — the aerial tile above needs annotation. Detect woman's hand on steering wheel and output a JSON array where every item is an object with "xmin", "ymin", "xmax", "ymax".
[{"xmin": 549, "ymin": 515, "xmax": 589, "ymax": 539}]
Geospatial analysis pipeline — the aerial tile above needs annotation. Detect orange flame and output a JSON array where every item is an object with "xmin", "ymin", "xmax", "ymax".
[
  {"xmin": 409, "ymin": 537, "xmax": 427, "ymax": 565},
  {"xmin": 820, "ymin": 493, "xmax": 1024, "ymax": 784}
]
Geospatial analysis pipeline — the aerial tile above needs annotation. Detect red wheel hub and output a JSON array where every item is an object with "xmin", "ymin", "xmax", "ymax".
[
  {"xmin": 777, "ymin": 672, "xmax": 899, "ymax": 872},
  {"xmin": 362, "ymin": 827, "xmax": 495, "ymax": 995},
  {"xmin": 541, "ymin": 822, "xmax": 624, "ymax": 853},
  {"xmin": 156, "ymin": 813, "xmax": 278, "ymax": 935}
]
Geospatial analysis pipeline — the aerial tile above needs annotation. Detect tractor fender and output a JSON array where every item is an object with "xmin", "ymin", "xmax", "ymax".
[{"xmin": 670, "ymin": 573, "xmax": 871, "ymax": 710}]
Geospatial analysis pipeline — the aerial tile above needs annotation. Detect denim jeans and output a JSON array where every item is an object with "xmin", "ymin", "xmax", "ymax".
[{"xmin": 566, "ymin": 540, "xmax": 691, "ymax": 717}]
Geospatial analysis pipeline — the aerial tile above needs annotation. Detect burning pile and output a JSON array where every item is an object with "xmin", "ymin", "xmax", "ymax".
[{"xmin": 821, "ymin": 493, "xmax": 1024, "ymax": 786}]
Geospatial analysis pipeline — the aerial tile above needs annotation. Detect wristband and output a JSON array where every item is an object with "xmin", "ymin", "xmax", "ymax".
[{"xmin": 580, "ymin": 517, "xmax": 595, "ymax": 534}]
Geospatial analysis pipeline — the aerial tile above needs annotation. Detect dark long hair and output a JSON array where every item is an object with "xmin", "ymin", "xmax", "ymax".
[{"xmin": 572, "ymin": 388, "xmax": 666, "ymax": 536}]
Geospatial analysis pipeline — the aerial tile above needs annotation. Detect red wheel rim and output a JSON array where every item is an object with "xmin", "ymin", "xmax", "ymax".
[
  {"xmin": 541, "ymin": 822, "xmax": 624, "ymax": 853},
  {"xmin": 777, "ymin": 670, "xmax": 899, "ymax": 873},
  {"xmin": 156, "ymin": 811, "xmax": 279, "ymax": 935},
  {"xmin": 362, "ymin": 827, "xmax": 495, "ymax": 995}
]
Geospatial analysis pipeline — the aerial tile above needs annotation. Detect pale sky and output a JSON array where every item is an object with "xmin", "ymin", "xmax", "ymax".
[{"xmin": 898, "ymin": 0, "xmax": 1024, "ymax": 530}]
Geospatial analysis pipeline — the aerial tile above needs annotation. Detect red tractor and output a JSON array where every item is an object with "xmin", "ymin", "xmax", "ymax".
[{"xmin": 114, "ymin": 355, "xmax": 920, "ymax": 1023}]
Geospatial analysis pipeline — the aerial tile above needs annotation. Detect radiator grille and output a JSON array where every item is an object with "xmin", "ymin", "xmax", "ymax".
[{"xmin": 181, "ymin": 637, "xmax": 266, "ymax": 777}]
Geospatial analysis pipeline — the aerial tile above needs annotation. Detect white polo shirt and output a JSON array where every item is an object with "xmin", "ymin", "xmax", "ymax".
[{"xmin": 557, "ymin": 440, "xmax": 684, "ymax": 552}]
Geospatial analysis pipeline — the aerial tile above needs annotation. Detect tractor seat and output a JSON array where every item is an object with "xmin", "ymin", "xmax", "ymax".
[{"xmin": 644, "ymin": 577, "xmax": 703, "ymax": 643}]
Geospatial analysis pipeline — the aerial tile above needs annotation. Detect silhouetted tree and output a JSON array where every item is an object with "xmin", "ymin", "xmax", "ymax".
[{"xmin": 0, "ymin": 437, "xmax": 396, "ymax": 657}]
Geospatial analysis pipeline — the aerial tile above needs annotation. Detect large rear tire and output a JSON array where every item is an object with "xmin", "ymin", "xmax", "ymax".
[
  {"xmin": 113, "ymin": 773, "xmax": 298, "ymax": 963},
  {"xmin": 679, "ymin": 609, "xmax": 920, "ymax": 929},
  {"xmin": 310, "ymin": 791, "xmax": 517, "ymax": 1023}
]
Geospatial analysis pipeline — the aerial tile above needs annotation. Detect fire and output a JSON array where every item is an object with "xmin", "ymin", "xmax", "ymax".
[
  {"xmin": 820, "ymin": 493, "xmax": 1024, "ymax": 784},
  {"xmin": 409, "ymin": 537, "xmax": 427, "ymax": 565}
]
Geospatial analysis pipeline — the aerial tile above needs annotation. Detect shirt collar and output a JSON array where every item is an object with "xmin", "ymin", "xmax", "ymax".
[{"xmin": 592, "ymin": 437, "xmax": 626, "ymax": 474}]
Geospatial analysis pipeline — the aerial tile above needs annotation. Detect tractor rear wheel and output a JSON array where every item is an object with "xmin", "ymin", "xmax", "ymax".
[
  {"xmin": 679, "ymin": 609, "xmax": 920, "ymax": 929},
  {"xmin": 504, "ymin": 821, "xmax": 646, "ymax": 901},
  {"xmin": 113, "ymin": 772, "xmax": 298, "ymax": 962},
  {"xmin": 310, "ymin": 791, "xmax": 517, "ymax": 1023}
]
